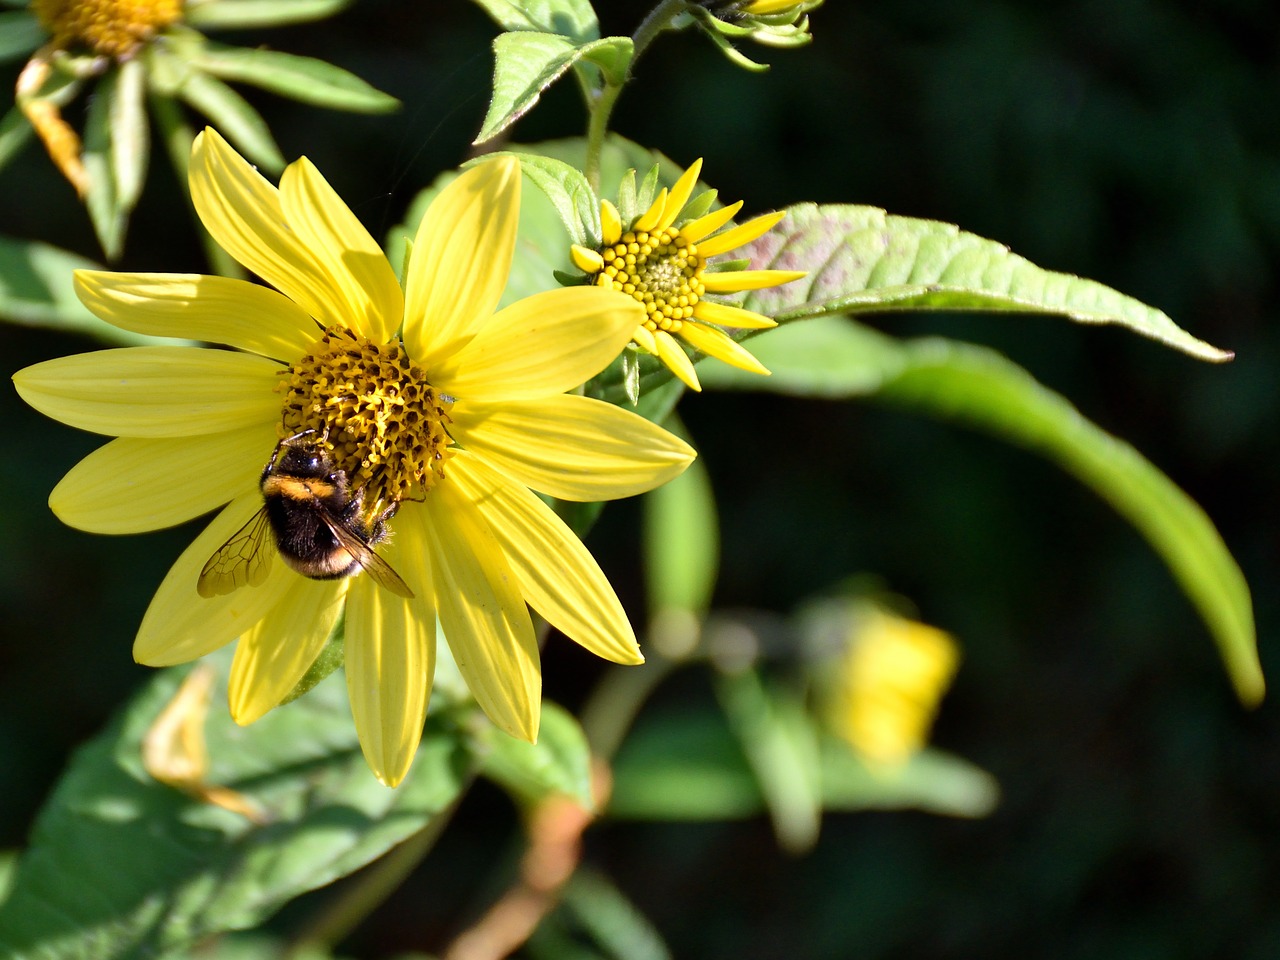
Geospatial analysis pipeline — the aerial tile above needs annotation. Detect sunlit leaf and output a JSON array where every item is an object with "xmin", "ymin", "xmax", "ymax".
[
  {"xmin": 81, "ymin": 68, "xmax": 128, "ymax": 260},
  {"xmin": 476, "ymin": 31, "xmax": 633, "ymax": 144},
  {"xmin": 184, "ymin": 0, "xmax": 352, "ymax": 29},
  {"xmin": 469, "ymin": 0, "xmax": 600, "ymax": 43},
  {"xmin": 702, "ymin": 317, "xmax": 1263, "ymax": 705},
  {"xmin": 178, "ymin": 69, "xmax": 285, "ymax": 173},
  {"xmin": 741, "ymin": 203, "xmax": 1233, "ymax": 362},
  {"xmin": 192, "ymin": 43, "xmax": 399, "ymax": 113},
  {"xmin": 0, "ymin": 652, "xmax": 472, "ymax": 960},
  {"xmin": 477, "ymin": 700, "xmax": 593, "ymax": 807},
  {"xmin": 481, "ymin": 150, "xmax": 600, "ymax": 247}
]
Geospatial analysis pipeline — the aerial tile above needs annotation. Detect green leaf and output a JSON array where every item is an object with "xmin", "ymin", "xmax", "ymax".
[
  {"xmin": 0, "ymin": 11, "xmax": 42, "ymax": 63},
  {"xmin": 643, "ymin": 422, "xmax": 719, "ymax": 615},
  {"xmin": 741, "ymin": 203, "xmax": 1233, "ymax": 362},
  {"xmin": 481, "ymin": 150, "xmax": 601, "ymax": 247},
  {"xmin": 477, "ymin": 700, "xmax": 594, "ymax": 807},
  {"xmin": 609, "ymin": 701, "xmax": 994, "ymax": 822},
  {"xmin": 178, "ymin": 68, "xmax": 285, "ymax": 173},
  {"xmin": 476, "ymin": 32, "xmax": 633, "ymax": 144},
  {"xmin": 82, "ymin": 68, "xmax": 129, "ymax": 260},
  {"xmin": 192, "ymin": 43, "xmax": 399, "ymax": 114},
  {"xmin": 0, "ymin": 652, "xmax": 472, "ymax": 960},
  {"xmin": 0, "ymin": 103, "xmax": 35, "ymax": 176},
  {"xmin": 702, "ymin": 317, "xmax": 1263, "ymax": 705},
  {"xmin": 184, "ymin": 0, "xmax": 352, "ymax": 29},
  {"xmin": 111, "ymin": 58, "xmax": 150, "ymax": 215},
  {"xmin": 715, "ymin": 671, "xmax": 822, "ymax": 853},
  {"xmin": 470, "ymin": 0, "xmax": 600, "ymax": 43},
  {"xmin": 820, "ymin": 736, "xmax": 999, "ymax": 818},
  {"xmin": 0, "ymin": 235, "xmax": 185, "ymax": 345},
  {"xmin": 555, "ymin": 868, "xmax": 673, "ymax": 960}
]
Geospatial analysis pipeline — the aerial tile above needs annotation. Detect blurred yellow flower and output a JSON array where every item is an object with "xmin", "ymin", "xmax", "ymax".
[
  {"xmin": 14, "ymin": 130, "xmax": 695, "ymax": 786},
  {"xmin": 570, "ymin": 159, "xmax": 805, "ymax": 392},
  {"xmin": 828, "ymin": 608, "xmax": 960, "ymax": 768}
]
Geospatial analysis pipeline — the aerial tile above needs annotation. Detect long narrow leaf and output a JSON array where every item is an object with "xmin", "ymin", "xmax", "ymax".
[{"xmin": 701, "ymin": 317, "xmax": 1262, "ymax": 705}]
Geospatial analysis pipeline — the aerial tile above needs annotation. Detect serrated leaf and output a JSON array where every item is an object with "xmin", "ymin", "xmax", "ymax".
[
  {"xmin": 184, "ymin": 0, "xmax": 352, "ymax": 29},
  {"xmin": 178, "ymin": 69, "xmax": 285, "ymax": 173},
  {"xmin": 192, "ymin": 43, "xmax": 399, "ymax": 114},
  {"xmin": 479, "ymin": 150, "xmax": 600, "ymax": 247},
  {"xmin": 476, "ymin": 32, "xmax": 633, "ymax": 144},
  {"xmin": 470, "ymin": 0, "xmax": 600, "ymax": 43},
  {"xmin": 0, "ymin": 651, "xmax": 472, "ymax": 960},
  {"xmin": 702, "ymin": 317, "xmax": 1263, "ymax": 705},
  {"xmin": 643, "ymin": 425, "xmax": 718, "ymax": 615},
  {"xmin": 0, "ymin": 235, "xmax": 190, "ymax": 345},
  {"xmin": 477, "ymin": 700, "xmax": 593, "ymax": 807},
  {"xmin": 0, "ymin": 11, "xmax": 42, "ymax": 63},
  {"xmin": 741, "ymin": 203, "xmax": 1233, "ymax": 362}
]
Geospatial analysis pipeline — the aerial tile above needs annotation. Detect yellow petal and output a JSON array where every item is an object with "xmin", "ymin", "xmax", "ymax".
[
  {"xmin": 692, "ymin": 299, "xmax": 778, "ymax": 330},
  {"xmin": 431, "ymin": 287, "xmax": 642, "ymax": 403},
  {"xmin": 345, "ymin": 509, "xmax": 436, "ymax": 787},
  {"xmin": 451, "ymin": 452, "xmax": 642, "ymax": 665},
  {"xmin": 134, "ymin": 493, "xmax": 294, "ymax": 666},
  {"xmin": 404, "ymin": 157, "xmax": 520, "ymax": 365},
  {"xmin": 228, "ymin": 576, "xmax": 347, "ymax": 725},
  {"xmin": 653, "ymin": 329, "xmax": 701, "ymax": 391},
  {"xmin": 571, "ymin": 244, "xmax": 604, "ymax": 274},
  {"xmin": 634, "ymin": 188, "xmax": 668, "ymax": 233},
  {"xmin": 600, "ymin": 198, "xmax": 622, "ymax": 246},
  {"xmin": 700, "ymin": 269, "xmax": 807, "ymax": 294},
  {"xmin": 678, "ymin": 322, "xmax": 771, "ymax": 376},
  {"xmin": 695, "ymin": 210, "xmax": 786, "ymax": 258},
  {"xmin": 450, "ymin": 395, "xmax": 695, "ymax": 501},
  {"xmin": 190, "ymin": 129, "xmax": 351, "ymax": 330},
  {"xmin": 51, "ymin": 423, "xmax": 276, "ymax": 534},
  {"xmin": 656, "ymin": 159, "xmax": 703, "ymax": 230},
  {"xmin": 631, "ymin": 324, "xmax": 658, "ymax": 354},
  {"xmin": 279, "ymin": 157, "xmax": 404, "ymax": 343},
  {"xmin": 74, "ymin": 271, "xmax": 317, "ymax": 360},
  {"xmin": 422, "ymin": 479, "xmax": 539, "ymax": 741},
  {"xmin": 13, "ymin": 347, "xmax": 282, "ymax": 437},
  {"xmin": 680, "ymin": 200, "xmax": 744, "ymax": 244}
]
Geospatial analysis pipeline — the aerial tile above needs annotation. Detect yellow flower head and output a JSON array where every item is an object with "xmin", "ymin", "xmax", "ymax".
[
  {"xmin": 33, "ymin": 0, "xmax": 182, "ymax": 58},
  {"xmin": 13, "ymin": 129, "xmax": 695, "ymax": 787},
  {"xmin": 569, "ymin": 159, "xmax": 805, "ymax": 392},
  {"xmin": 827, "ymin": 608, "xmax": 960, "ymax": 769}
]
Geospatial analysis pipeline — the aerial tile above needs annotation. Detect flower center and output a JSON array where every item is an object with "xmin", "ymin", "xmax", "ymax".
[
  {"xmin": 277, "ymin": 327, "xmax": 454, "ymax": 515},
  {"xmin": 597, "ymin": 226, "xmax": 706, "ymax": 334},
  {"xmin": 33, "ymin": 0, "xmax": 181, "ymax": 58}
]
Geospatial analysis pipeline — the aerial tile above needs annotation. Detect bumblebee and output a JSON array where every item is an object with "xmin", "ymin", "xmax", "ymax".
[{"xmin": 197, "ymin": 433, "xmax": 414, "ymax": 599}]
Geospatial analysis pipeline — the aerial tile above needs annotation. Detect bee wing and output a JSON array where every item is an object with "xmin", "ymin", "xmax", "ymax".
[
  {"xmin": 324, "ymin": 518, "xmax": 416, "ymax": 600},
  {"xmin": 197, "ymin": 507, "xmax": 275, "ymax": 598}
]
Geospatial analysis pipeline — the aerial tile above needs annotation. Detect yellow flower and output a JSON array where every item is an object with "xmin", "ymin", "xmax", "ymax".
[
  {"xmin": 569, "ymin": 159, "xmax": 805, "ymax": 392},
  {"xmin": 32, "ymin": 0, "xmax": 181, "ymax": 59},
  {"xmin": 740, "ymin": 0, "xmax": 804, "ymax": 14},
  {"xmin": 827, "ymin": 608, "xmax": 960, "ymax": 769},
  {"xmin": 13, "ymin": 129, "xmax": 695, "ymax": 787}
]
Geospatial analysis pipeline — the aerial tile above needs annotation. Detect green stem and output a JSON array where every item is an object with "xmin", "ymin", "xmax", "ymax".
[
  {"xmin": 583, "ymin": 0, "xmax": 689, "ymax": 192},
  {"xmin": 579, "ymin": 654, "xmax": 679, "ymax": 761}
]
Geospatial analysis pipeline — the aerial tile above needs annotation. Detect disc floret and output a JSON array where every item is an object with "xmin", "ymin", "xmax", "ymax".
[
  {"xmin": 33, "ymin": 0, "xmax": 182, "ymax": 58},
  {"xmin": 278, "ymin": 327, "xmax": 454, "ymax": 514}
]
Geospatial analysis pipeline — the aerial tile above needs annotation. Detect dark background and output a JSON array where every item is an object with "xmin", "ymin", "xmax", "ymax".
[{"xmin": 3, "ymin": 1, "xmax": 1279, "ymax": 957}]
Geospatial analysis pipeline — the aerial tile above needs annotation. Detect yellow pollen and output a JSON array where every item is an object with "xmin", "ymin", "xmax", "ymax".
[
  {"xmin": 593, "ymin": 226, "xmax": 706, "ymax": 333},
  {"xmin": 277, "ymin": 327, "xmax": 454, "ymax": 514},
  {"xmin": 33, "ymin": 0, "xmax": 181, "ymax": 58}
]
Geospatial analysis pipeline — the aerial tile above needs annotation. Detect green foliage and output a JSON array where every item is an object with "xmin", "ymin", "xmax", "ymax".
[
  {"xmin": 478, "ymin": 700, "xmax": 595, "ymax": 807},
  {"xmin": 701, "ymin": 316, "xmax": 1262, "ymax": 705},
  {"xmin": 191, "ymin": 44, "xmax": 401, "ymax": 113},
  {"xmin": 643, "ymin": 429, "xmax": 719, "ymax": 616},
  {"xmin": 0, "ymin": 653, "xmax": 473, "ymax": 959},
  {"xmin": 743, "ymin": 203, "xmax": 1232, "ymax": 362}
]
